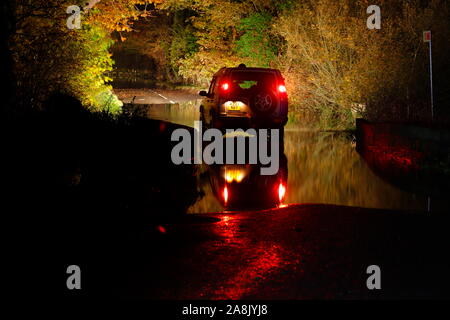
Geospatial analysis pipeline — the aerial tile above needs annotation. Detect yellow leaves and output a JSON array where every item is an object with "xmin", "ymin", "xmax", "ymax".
[
  {"xmin": 84, "ymin": 0, "xmax": 160, "ymax": 32},
  {"xmin": 11, "ymin": 0, "xmax": 140, "ymax": 111}
]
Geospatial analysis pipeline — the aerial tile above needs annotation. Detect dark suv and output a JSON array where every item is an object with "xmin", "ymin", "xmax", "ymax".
[{"xmin": 199, "ymin": 65, "xmax": 288, "ymax": 130}]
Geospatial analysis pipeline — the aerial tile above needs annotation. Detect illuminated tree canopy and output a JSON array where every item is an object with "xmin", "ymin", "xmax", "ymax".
[
  {"xmin": 11, "ymin": 0, "xmax": 162, "ymax": 112},
  {"xmin": 8, "ymin": 0, "xmax": 450, "ymax": 127}
]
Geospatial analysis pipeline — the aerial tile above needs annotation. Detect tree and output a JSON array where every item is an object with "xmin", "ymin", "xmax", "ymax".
[
  {"xmin": 236, "ymin": 12, "xmax": 276, "ymax": 67},
  {"xmin": 10, "ymin": 0, "xmax": 163, "ymax": 112},
  {"xmin": 273, "ymin": 0, "xmax": 450, "ymax": 128}
]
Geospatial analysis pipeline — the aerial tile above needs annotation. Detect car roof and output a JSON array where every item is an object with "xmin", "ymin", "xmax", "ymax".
[{"xmin": 215, "ymin": 66, "xmax": 282, "ymax": 77}]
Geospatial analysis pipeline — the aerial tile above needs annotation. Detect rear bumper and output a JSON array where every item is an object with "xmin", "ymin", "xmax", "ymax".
[{"xmin": 217, "ymin": 99, "xmax": 288, "ymax": 128}]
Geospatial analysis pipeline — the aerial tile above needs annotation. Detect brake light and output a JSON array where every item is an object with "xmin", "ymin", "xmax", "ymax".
[
  {"xmin": 278, "ymin": 182, "xmax": 286, "ymax": 202},
  {"xmin": 221, "ymin": 82, "xmax": 230, "ymax": 91},
  {"xmin": 278, "ymin": 85, "xmax": 287, "ymax": 93}
]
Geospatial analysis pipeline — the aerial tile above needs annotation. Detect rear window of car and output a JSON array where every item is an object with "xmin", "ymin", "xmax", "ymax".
[{"xmin": 230, "ymin": 71, "xmax": 276, "ymax": 91}]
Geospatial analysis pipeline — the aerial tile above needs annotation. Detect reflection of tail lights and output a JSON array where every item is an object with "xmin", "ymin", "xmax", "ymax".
[
  {"xmin": 278, "ymin": 182, "xmax": 286, "ymax": 202},
  {"xmin": 223, "ymin": 185, "xmax": 229, "ymax": 204},
  {"xmin": 225, "ymin": 169, "xmax": 245, "ymax": 183}
]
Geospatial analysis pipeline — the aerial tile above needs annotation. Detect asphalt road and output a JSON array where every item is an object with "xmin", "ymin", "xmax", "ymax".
[
  {"xmin": 47, "ymin": 93, "xmax": 447, "ymax": 300},
  {"xmin": 113, "ymin": 204, "xmax": 450, "ymax": 300},
  {"xmin": 9, "ymin": 98, "xmax": 449, "ymax": 303}
]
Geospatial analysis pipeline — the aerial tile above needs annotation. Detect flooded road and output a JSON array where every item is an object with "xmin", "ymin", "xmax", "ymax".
[
  {"xmin": 126, "ymin": 99, "xmax": 445, "ymax": 214},
  {"xmin": 21, "ymin": 94, "xmax": 447, "ymax": 301}
]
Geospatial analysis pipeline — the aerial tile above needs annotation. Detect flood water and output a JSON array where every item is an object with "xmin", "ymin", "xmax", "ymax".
[{"xmin": 134, "ymin": 100, "xmax": 443, "ymax": 214}]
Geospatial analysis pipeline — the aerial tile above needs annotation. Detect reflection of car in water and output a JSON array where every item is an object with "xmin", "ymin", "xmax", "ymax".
[{"xmin": 207, "ymin": 153, "xmax": 288, "ymax": 211}]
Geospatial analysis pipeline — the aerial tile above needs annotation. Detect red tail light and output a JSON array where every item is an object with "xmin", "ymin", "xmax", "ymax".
[
  {"xmin": 278, "ymin": 182, "xmax": 286, "ymax": 202},
  {"xmin": 221, "ymin": 82, "xmax": 230, "ymax": 91},
  {"xmin": 278, "ymin": 85, "xmax": 287, "ymax": 93},
  {"xmin": 223, "ymin": 185, "xmax": 229, "ymax": 204}
]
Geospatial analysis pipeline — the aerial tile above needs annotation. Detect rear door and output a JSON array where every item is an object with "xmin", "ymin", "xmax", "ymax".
[{"xmin": 228, "ymin": 70, "xmax": 279, "ymax": 115}]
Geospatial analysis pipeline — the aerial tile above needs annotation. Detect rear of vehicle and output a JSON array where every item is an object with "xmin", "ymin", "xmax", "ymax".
[{"xmin": 209, "ymin": 67, "xmax": 288, "ymax": 128}]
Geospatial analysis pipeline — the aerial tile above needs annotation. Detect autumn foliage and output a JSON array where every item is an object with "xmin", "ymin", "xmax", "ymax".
[
  {"xmin": 11, "ymin": 0, "xmax": 162, "ymax": 113},
  {"xmin": 273, "ymin": 0, "xmax": 450, "ymax": 128},
  {"xmin": 110, "ymin": 0, "xmax": 450, "ymax": 128},
  {"xmin": 8, "ymin": 0, "xmax": 450, "ymax": 128}
]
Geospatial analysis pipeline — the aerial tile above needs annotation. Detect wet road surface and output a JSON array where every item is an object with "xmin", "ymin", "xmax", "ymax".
[
  {"xmin": 9, "ymin": 93, "xmax": 449, "ymax": 301},
  {"xmin": 101, "ymin": 91, "xmax": 450, "ymax": 299},
  {"xmin": 121, "ymin": 96, "xmax": 450, "ymax": 213},
  {"xmin": 114, "ymin": 88, "xmax": 199, "ymax": 105},
  {"xmin": 120, "ymin": 204, "xmax": 450, "ymax": 299}
]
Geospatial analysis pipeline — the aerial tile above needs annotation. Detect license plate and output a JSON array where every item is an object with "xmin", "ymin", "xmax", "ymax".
[{"xmin": 228, "ymin": 103, "xmax": 241, "ymax": 111}]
